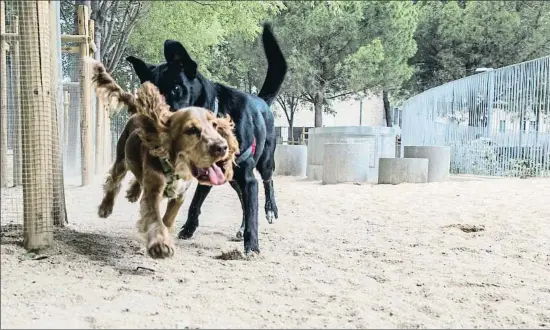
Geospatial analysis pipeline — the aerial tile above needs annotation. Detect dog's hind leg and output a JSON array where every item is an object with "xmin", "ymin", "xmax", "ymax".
[
  {"xmin": 256, "ymin": 140, "xmax": 278, "ymax": 225},
  {"xmin": 178, "ymin": 183, "xmax": 212, "ymax": 239},
  {"xmin": 230, "ymin": 180, "xmax": 246, "ymax": 240},
  {"xmin": 98, "ymin": 159, "xmax": 127, "ymax": 218},
  {"xmin": 125, "ymin": 177, "xmax": 142, "ymax": 203},
  {"xmin": 98, "ymin": 119, "xmax": 132, "ymax": 217}
]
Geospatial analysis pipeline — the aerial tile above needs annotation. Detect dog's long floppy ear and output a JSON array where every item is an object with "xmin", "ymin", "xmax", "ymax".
[
  {"xmin": 164, "ymin": 40, "xmax": 198, "ymax": 80},
  {"xmin": 126, "ymin": 56, "xmax": 155, "ymax": 84},
  {"xmin": 215, "ymin": 114, "xmax": 238, "ymax": 181},
  {"xmin": 134, "ymin": 82, "xmax": 172, "ymax": 159},
  {"xmin": 217, "ymin": 114, "xmax": 239, "ymax": 161}
]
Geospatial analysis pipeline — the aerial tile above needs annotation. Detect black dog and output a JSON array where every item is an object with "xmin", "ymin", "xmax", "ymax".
[{"xmin": 125, "ymin": 24, "xmax": 287, "ymax": 254}]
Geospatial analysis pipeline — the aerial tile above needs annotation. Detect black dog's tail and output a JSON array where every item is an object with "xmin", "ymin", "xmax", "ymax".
[{"xmin": 257, "ymin": 23, "xmax": 287, "ymax": 106}]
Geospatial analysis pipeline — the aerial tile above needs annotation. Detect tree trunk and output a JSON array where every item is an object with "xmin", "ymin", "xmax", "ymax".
[
  {"xmin": 286, "ymin": 104, "xmax": 296, "ymax": 141},
  {"xmin": 247, "ymin": 71, "xmax": 252, "ymax": 94},
  {"xmin": 314, "ymin": 95, "xmax": 323, "ymax": 127},
  {"xmin": 314, "ymin": 85, "xmax": 325, "ymax": 128},
  {"xmin": 383, "ymin": 90, "xmax": 392, "ymax": 127}
]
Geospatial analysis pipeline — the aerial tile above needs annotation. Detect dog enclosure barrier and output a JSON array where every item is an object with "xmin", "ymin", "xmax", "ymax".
[
  {"xmin": 401, "ymin": 56, "xmax": 550, "ymax": 177},
  {"xmin": 0, "ymin": 0, "xmax": 111, "ymax": 251},
  {"xmin": 59, "ymin": 3, "xmax": 110, "ymax": 185},
  {"xmin": 1, "ymin": 0, "xmax": 65, "ymax": 250}
]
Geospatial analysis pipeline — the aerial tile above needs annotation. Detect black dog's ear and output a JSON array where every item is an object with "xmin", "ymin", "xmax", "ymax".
[
  {"xmin": 164, "ymin": 40, "xmax": 198, "ymax": 80},
  {"xmin": 126, "ymin": 56, "xmax": 154, "ymax": 83}
]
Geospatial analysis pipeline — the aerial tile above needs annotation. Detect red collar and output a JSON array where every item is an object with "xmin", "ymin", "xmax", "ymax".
[{"xmin": 251, "ymin": 138, "xmax": 257, "ymax": 156}]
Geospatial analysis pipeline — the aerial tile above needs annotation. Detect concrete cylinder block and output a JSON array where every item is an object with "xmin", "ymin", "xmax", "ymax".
[
  {"xmin": 306, "ymin": 126, "xmax": 400, "ymax": 182},
  {"xmin": 306, "ymin": 165, "xmax": 323, "ymax": 181},
  {"xmin": 378, "ymin": 158, "xmax": 429, "ymax": 184},
  {"xmin": 322, "ymin": 143, "xmax": 374, "ymax": 184},
  {"xmin": 274, "ymin": 144, "xmax": 307, "ymax": 177},
  {"xmin": 404, "ymin": 146, "xmax": 451, "ymax": 182}
]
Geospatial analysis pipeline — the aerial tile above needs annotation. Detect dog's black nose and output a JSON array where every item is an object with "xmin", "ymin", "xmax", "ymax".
[{"xmin": 210, "ymin": 142, "xmax": 228, "ymax": 157}]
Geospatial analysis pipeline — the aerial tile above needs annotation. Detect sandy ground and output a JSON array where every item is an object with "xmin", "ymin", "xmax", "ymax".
[{"xmin": 1, "ymin": 175, "xmax": 550, "ymax": 329}]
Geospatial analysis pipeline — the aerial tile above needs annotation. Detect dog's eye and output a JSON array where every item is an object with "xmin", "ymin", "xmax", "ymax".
[
  {"xmin": 212, "ymin": 121, "xmax": 218, "ymax": 129},
  {"xmin": 184, "ymin": 126, "xmax": 201, "ymax": 137},
  {"xmin": 171, "ymin": 85, "xmax": 181, "ymax": 96}
]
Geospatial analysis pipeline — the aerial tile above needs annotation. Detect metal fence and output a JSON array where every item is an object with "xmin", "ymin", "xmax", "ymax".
[{"xmin": 402, "ymin": 55, "xmax": 550, "ymax": 177}]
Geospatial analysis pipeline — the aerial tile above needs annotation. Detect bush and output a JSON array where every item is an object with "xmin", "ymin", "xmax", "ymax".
[{"xmin": 450, "ymin": 137, "xmax": 499, "ymax": 175}]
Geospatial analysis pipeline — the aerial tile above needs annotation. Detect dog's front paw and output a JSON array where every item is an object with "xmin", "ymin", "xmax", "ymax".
[
  {"xmin": 147, "ymin": 226, "xmax": 175, "ymax": 259},
  {"xmin": 98, "ymin": 201, "xmax": 113, "ymax": 218},
  {"xmin": 178, "ymin": 225, "xmax": 196, "ymax": 240},
  {"xmin": 244, "ymin": 250, "xmax": 260, "ymax": 260},
  {"xmin": 244, "ymin": 239, "xmax": 260, "ymax": 256},
  {"xmin": 235, "ymin": 229, "xmax": 244, "ymax": 241},
  {"xmin": 266, "ymin": 211, "xmax": 276, "ymax": 224}
]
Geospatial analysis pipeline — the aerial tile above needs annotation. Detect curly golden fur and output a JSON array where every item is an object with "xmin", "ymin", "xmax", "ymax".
[{"xmin": 87, "ymin": 58, "xmax": 239, "ymax": 259}]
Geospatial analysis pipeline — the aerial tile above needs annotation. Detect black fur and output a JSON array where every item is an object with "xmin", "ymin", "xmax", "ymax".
[{"xmin": 126, "ymin": 23, "xmax": 287, "ymax": 254}]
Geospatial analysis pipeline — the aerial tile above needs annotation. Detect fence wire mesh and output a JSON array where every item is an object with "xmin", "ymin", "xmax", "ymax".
[
  {"xmin": 402, "ymin": 56, "xmax": 550, "ymax": 177},
  {"xmin": 1, "ymin": 0, "xmax": 118, "ymax": 250},
  {"xmin": 1, "ymin": 0, "xmax": 66, "ymax": 249}
]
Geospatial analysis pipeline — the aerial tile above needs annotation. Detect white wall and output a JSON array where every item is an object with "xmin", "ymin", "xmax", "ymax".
[{"xmin": 273, "ymin": 92, "xmax": 385, "ymax": 128}]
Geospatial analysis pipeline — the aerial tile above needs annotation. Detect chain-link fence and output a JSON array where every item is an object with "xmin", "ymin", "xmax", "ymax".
[{"xmin": 402, "ymin": 56, "xmax": 550, "ymax": 177}]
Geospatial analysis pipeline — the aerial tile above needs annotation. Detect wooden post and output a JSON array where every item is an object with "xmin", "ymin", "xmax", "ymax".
[
  {"xmin": 95, "ymin": 98, "xmax": 104, "ymax": 173},
  {"xmin": 104, "ymin": 106, "xmax": 111, "ymax": 167},
  {"xmin": 63, "ymin": 90, "xmax": 70, "ymax": 146},
  {"xmin": 19, "ymin": 0, "xmax": 55, "ymax": 250},
  {"xmin": 88, "ymin": 19, "xmax": 95, "ymax": 58},
  {"xmin": 78, "ymin": 5, "xmax": 92, "ymax": 186},
  {"xmin": 89, "ymin": 18, "xmax": 102, "ymax": 174},
  {"xmin": 49, "ymin": 0, "xmax": 67, "ymax": 227},
  {"xmin": 12, "ymin": 15, "xmax": 22, "ymax": 186},
  {"xmin": 0, "ymin": 1, "xmax": 8, "ymax": 188}
]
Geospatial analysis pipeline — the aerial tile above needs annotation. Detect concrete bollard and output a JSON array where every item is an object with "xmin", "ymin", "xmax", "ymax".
[
  {"xmin": 306, "ymin": 164, "xmax": 323, "ymax": 180},
  {"xmin": 306, "ymin": 126, "xmax": 400, "ymax": 182},
  {"xmin": 274, "ymin": 144, "xmax": 307, "ymax": 177},
  {"xmin": 378, "ymin": 158, "xmax": 429, "ymax": 184},
  {"xmin": 404, "ymin": 146, "xmax": 450, "ymax": 182},
  {"xmin": 322, "ymin": 142, "xmax": 374, "ymax": 184}
]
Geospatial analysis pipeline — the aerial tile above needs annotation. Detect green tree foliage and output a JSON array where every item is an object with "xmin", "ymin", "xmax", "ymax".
[
  {"xmin": 270, "ymin": 1, "xmax": 418, "ymax": 127},
  {"xmin": 207, "ymin": 35, "xmax": 266, "ymax": 93},
  {"xmin": 129, "ymin": 1, "xmax": 283, "ymax": 78},
  {"xmin": 406, "ymin": 0, "xmax": 550, "ymax": 95}
]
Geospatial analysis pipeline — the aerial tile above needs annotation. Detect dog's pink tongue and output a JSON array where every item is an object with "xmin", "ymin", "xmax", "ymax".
[{"xmin": 207, "ymin": 164, "xmax": 225, "ymax": 185}]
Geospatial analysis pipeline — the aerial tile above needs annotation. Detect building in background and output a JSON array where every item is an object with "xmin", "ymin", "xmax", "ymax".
[
  {"xmin": 273, "ymin": 92, "xmax": 402, "ymax": 143},
  {"xmin": 273, "ymin": 92, "xmax": 385, "ymax": 128}
]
